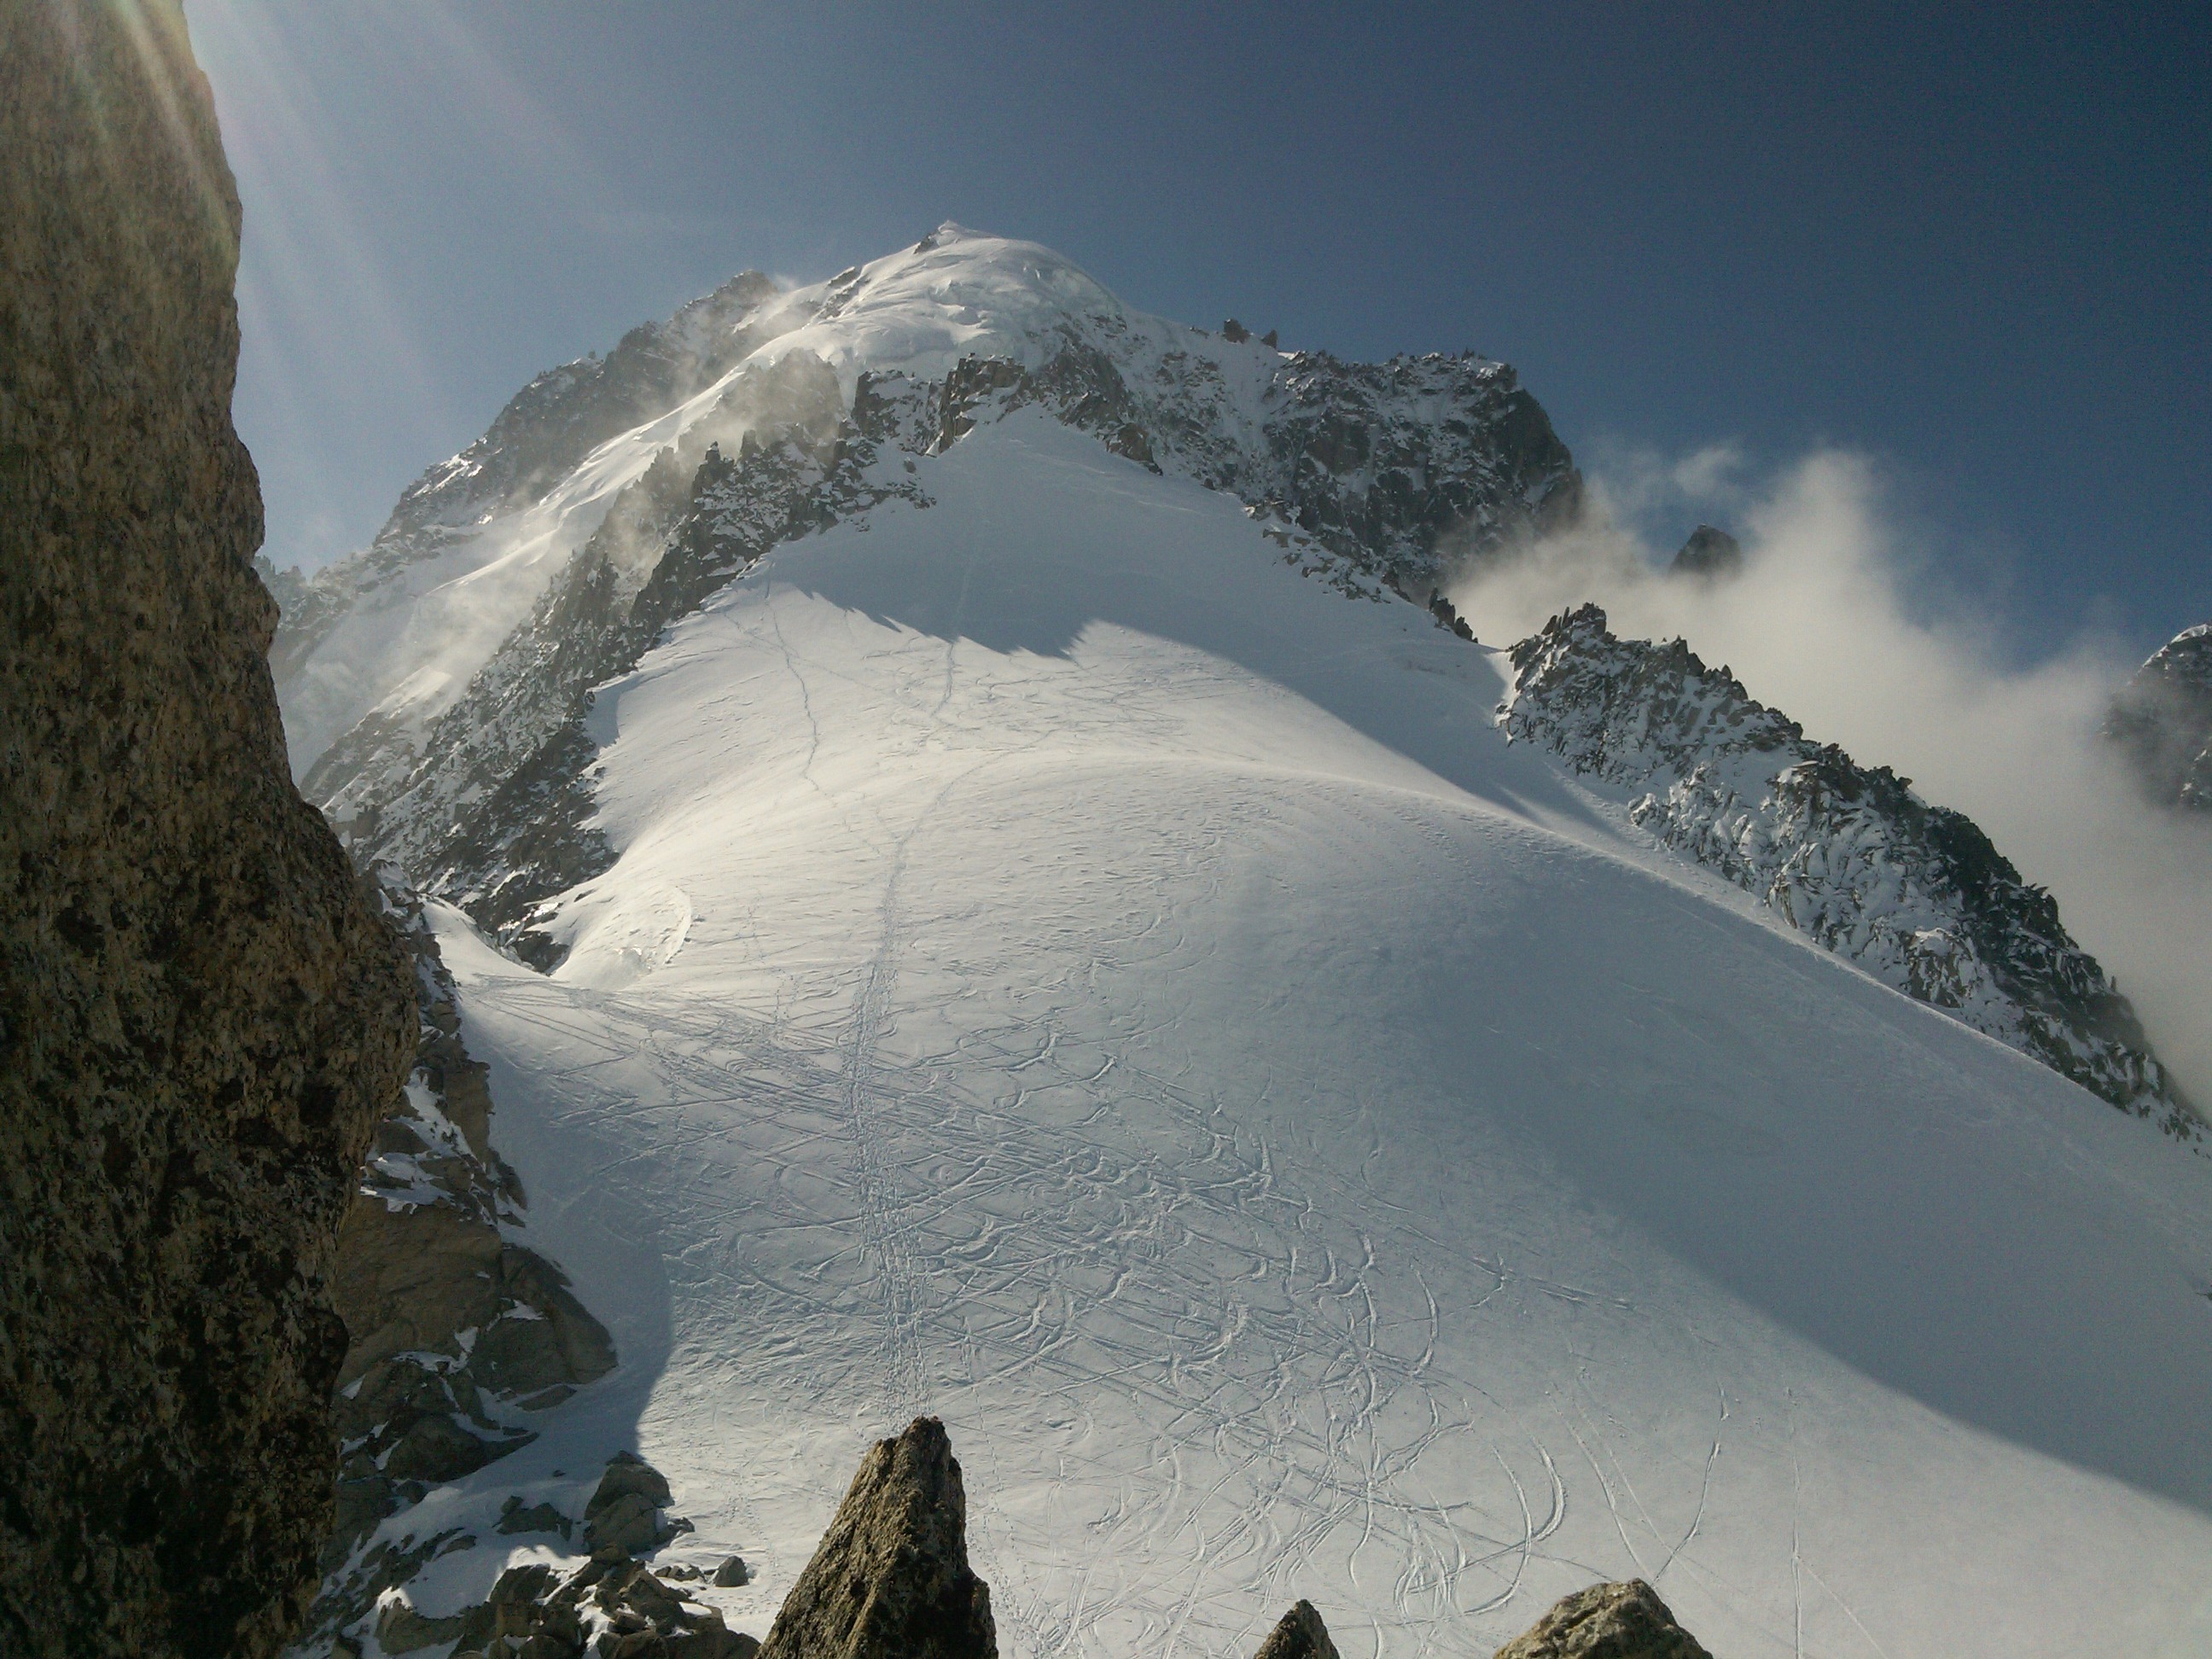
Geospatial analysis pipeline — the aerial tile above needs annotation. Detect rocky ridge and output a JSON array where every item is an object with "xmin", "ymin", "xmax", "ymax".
[
  {"xmin": 1502, "ymin": 605, "xmax": 2194, "ymax": 1133},
  {"xmin": 353, "ymin": 1453, "xmax": 742, "ymax": 1659},
  {"xmin": 0, "ymin": 5, "xmax": 418, "ymax": 1655},
  {"xmin": 271, "ymin": 226, "xmax": 1580, "ymax": 943},
  {"xmin": 2104, "ymin": 622, "xmax": 2212, "ymax": 814}
]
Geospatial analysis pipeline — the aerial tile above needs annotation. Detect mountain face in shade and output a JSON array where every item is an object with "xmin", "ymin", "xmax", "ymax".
[
  {"xmin": 269, "ymin": 228, "xmax": 2212, "ymax": 1659},
  {"xmin": 1667, "ymin": 522, "xmax": 1743, "ymax": 579},
  {"xmin": 2105, "ymin": 622, "xmax": 2212, "ymax": 813}
]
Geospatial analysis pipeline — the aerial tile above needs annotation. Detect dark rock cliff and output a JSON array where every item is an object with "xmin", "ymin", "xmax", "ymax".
[
  {"xmin": 0, "ymin": 5, "xmax": 416, "ymax": 1656},
  {"xmin": 1504, "ymin": 605, "xmax": 2192, "ymax": 1132}
]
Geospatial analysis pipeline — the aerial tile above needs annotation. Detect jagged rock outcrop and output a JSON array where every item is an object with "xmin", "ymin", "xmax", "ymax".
[
  {"xmin": 756, "ymin": 1417, "xmax": 996, "ymax": 1659},
  {"xmin": 2104, "ymin": 623, "xmax": 2212, "ymax": 813},
  {"xmin": 1668, "ymin": 524, "xmax": 1743, "ymax": 581},
  {"xmin": 306, "ymin": 1444, "xmax": 725, "ymax": 1658},
  {"xmin": 1435, "ymin": 592, "xmax": 1477, "ymax": 638},
  {"xmin": 372, "ymin": 1421, "xmax": 990, "ymax": 1659},
  {"xmin": 295, "ymin": 872, "xmax": 618, "ymax": 1654},
  {"xmin": 1490, "ymin": 1580, "xmax": 1711, "ymax": 1659},
  {"xmin": 0, "ymin": 5, "xmax": 417, "ymax": 1656},
  {"xmin": 1504, "ymin": 605, "xmax": 2194, "ymax": 1133},
  {"xmin": 1250, "ymin": 1600, "xmax": 1339, "ymax": 1659}
]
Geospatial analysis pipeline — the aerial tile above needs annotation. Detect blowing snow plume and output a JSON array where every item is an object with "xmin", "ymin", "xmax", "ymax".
[{"xmin": 1449, "ymin": 448, "xmax": 2212, "ymax": 1106}]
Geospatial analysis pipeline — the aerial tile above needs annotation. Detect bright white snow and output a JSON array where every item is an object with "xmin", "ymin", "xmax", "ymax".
[{"xmin": 372, "ymin": 412, "xmax": 2212, "ymax": 1658}]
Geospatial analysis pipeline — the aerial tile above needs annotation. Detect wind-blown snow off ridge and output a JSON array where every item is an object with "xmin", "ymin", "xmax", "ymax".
[
  {"xmin": 356, "ymin": 416, "xmax": 2211, "ymax": 1658},
  {"xmin": 276, "ymin": 224, "xmax": 1573, "ymax": 795}
]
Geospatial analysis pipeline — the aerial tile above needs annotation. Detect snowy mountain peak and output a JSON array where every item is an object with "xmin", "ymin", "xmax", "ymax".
[{"xmin": 752, "ymin": 224, "xmax": 1185, "ymax": 397}]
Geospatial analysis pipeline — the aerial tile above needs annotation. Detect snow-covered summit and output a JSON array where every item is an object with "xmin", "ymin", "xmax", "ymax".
[
  {"xmin": 271, "ymin": 225, "xmax": 1578, "ymax": 800},
  {"xmin": 752, "ymin": 222, "xmax": 1202, "ymax": 392}
]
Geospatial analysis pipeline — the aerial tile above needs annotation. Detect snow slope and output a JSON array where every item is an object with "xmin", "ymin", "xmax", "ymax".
[{"xmin": 366, "ymin": 410, "xmax": 2212, "ymax": 1658}]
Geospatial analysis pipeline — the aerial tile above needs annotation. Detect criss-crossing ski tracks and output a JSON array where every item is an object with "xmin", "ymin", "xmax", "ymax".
[{"xmin": 458, "ymin": 771, "xmax": 1862, "ymax": 1659}]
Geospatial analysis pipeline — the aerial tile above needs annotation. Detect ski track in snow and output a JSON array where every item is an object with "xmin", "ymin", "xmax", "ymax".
[{"xmin": 390, "ymin": 416, "xmax": 2212, "ymax": 1659}]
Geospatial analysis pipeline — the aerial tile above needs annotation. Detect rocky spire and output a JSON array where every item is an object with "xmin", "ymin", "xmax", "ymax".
[
  {"xmin": 1250, "ymin": 1600, "xmax": 1340, "ymax": 1659},
  {"xmin": 1491, "ymin": 1580, "xmax": 1712, "ymax": 1658},
  {"xmin": 1668, "ymin": 523, "xmax": 1743, "ymax": 579},
  {"xmin": 756, "ymin": 1417, "xmax": 997, "ymax": 1659},
  {"xmin": 2104, "ymin": 622, "xmax": 2212, "ymax": 812}
]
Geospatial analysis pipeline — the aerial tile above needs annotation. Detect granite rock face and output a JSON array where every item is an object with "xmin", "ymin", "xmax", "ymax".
[
  {"xmin": 0, "ymin": 5, "xmax": 416, "ymax": 1656},
  {"xmin": 1504, "ymin": 605, "xmax": 2194, "ymax": 1133},
  {"xmin": 1490, "ymin": 1580, "xmax": 1712, "ymax": 1659},
  {"xmin": 757, "ymin": 1417, "xmax": 997, "ymax": 1659},
  {"xmin": 1250, "ymin": 1600, "xmax": 1340, "ymax": 1659}
]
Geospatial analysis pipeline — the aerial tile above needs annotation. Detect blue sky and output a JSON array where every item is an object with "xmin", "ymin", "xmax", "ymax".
[{"xmin": 187, "ymin": 2, "xmax": 2207, "ymax": 654}]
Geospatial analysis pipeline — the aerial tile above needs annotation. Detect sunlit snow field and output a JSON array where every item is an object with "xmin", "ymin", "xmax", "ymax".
[{"xmin": 399, "ymin": 415, "xmax": 2212, "ymax": 1656}]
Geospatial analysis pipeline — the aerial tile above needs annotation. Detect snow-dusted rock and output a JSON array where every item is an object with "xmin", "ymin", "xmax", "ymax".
[
  {"xmin": 1489, "ymin": 1580, "xmax": 1710, "ymax": 1659},
  {"xmin": 298, "ymin": 870, "xmax": 618, "ymax": 1654},
  {"xmin": 1504, "ymin": 604, "xmax": 2193, "ymax": 1132}
]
